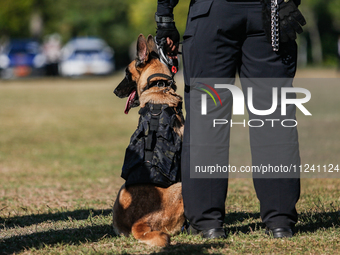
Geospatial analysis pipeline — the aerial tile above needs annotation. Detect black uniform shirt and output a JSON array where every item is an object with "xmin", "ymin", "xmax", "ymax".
[{"xmin": 156, "ymin": 0, "xmax": 301, "ymax": 17}]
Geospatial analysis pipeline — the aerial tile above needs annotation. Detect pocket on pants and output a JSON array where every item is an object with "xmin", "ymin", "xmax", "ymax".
[
  {"xmin": 183, "ymin": 0, "xmax": 213, "ymax": 39},
  {"xmin": 182, "ymin": 0, "xmax": 214, "ymax": 85}
]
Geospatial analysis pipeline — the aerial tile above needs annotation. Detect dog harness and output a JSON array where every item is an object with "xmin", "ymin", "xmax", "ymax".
[{"xmin": 121, "ymin": 102, "xmax": 182, "ymax": 188}]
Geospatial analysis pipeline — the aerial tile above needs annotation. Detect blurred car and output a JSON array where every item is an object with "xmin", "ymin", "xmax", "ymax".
[
  {"xmin": 59, "ymin": 37, "xmax": 115, "ymax": 77},
  {"xmin": 0, "ymin": 39, "xmax": 46, "ymax": 79}
]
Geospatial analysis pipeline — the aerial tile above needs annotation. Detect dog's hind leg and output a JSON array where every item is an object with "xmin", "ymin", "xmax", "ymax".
[{"xmin": 131, "ymin": 220, "xmax": 170, "ymax": 247}]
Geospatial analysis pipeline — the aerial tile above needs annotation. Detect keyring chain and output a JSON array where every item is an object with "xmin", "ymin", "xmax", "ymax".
[{"xmin": 271, "ymin": 0, "xmax": 279, "ymax": 51}]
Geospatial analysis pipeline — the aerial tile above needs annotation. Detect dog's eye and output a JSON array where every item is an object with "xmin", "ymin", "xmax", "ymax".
[
  {"xmin": 125, "ymin": 67, "xmax": 132, "ymax": 81},
  {"xmin": 156, "ymin": 81, "xmax": 167, "ymax": 87}
]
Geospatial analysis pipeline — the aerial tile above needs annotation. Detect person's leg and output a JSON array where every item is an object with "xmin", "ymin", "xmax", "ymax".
[
  {"xmin": 181, "ymin": 0, "xmax": 245, "ymax": 232},
  {"xmin": 239, "ymin": 3, "xmax": 300, "ymax": 231}
]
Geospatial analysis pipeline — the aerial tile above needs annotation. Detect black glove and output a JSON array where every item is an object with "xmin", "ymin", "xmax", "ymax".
[
  {"xmin": 261, "ymin": 0, "xmax": 306, "ymax": 43},
  {"xmin": 279, "ymin": 0, "xmax": 306, "ymax": 42},
  {"xmin": 156, "ymin": 21, "xmax": 180, "ymax": 48}
]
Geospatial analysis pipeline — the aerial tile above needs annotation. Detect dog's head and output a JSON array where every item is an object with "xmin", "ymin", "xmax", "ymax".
[{"xmin": 114, "ymin": 34, "xmax": 173, "ymax": 114}]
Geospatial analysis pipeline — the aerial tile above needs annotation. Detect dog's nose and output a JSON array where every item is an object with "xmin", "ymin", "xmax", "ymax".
[{"xmin": 113, "ymin": 88, "xmax": 119, "ymax": 96}]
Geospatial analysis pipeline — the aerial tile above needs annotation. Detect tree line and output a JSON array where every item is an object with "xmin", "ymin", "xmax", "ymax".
[{"xmin": 0, "ymin": 0, "xmax": 339, "ymax": 68}]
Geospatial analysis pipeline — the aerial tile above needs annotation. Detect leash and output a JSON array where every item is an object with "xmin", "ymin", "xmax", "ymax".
[
  {"xmin": 136, "ymin": 37, "xmax": 179, "ymax": 94},
  {"xmin": 271, "ymin": 0, "xmax": 279, "ymax": 51},
  {"xmin": 156, "ymin": 38, "xmax": 179, "ymax": 76}
]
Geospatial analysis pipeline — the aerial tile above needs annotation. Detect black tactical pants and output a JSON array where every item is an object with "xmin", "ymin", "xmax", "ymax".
[{"xmin": 181, "ymin": 0, "xmax": 300, "ymax": 231}]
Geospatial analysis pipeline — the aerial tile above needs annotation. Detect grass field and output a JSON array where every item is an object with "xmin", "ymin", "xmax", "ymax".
[{"xmin": 0, "ymin": 70, "xmax": 340, "ymax": 254}]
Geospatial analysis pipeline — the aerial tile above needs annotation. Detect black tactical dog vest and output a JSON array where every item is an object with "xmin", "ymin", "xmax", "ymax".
[{"xmin": 121, "ymin": 103, "xmax": 182, "ymax": 188}]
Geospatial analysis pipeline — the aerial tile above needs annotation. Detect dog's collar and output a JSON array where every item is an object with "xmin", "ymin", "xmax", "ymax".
[
  {"xmin": 142, "ymin": 73, "xmax": 176, "ymax": 93},
  {"xmin": 147, "ymin": 73, "xmax": 172, "ymax": 85}
]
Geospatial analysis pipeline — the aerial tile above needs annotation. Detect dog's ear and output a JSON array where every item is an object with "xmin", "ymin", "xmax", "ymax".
[
  {"xmin": 147, "ymin": 34, "xmax": 157, "ymax": 53},
  {"xmin": 137, "ymin": 34, "xmax": 149, "ymax": 65}
]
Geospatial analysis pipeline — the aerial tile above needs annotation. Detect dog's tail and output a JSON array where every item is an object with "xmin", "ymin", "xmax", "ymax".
[{"xmin": 131, "ymin": 220, "xmax": 170, "ymax": 247}]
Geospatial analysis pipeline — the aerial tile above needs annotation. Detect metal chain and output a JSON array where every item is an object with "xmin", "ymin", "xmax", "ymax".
[{"xmin": 271, "ymin": 0, "xmax": 279, "ymax": 51}]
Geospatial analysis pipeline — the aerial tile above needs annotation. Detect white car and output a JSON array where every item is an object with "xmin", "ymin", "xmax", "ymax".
[{"xmin": 59, "ymin": 37, "xmax": 115, "ymax": 77}]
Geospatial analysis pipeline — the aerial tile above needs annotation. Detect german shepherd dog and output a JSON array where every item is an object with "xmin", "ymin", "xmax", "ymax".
[{"xmin": 112, "ymin": 34, "xmax": 185, "ymax": 247}]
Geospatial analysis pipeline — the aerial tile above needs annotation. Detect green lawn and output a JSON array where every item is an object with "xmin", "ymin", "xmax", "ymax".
[{"xmin": 0, "ymin": 72, "xmax": 339, "ymax": 254}]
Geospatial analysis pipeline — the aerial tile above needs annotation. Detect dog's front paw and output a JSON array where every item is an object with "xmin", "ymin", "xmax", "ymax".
[
  {"xmin": 147, "ymin": 231, "xmax": 170, "ymax": 247},
  {"xmin": 136, "ymin": 231, "xmax": 170, "ymax": 247}
]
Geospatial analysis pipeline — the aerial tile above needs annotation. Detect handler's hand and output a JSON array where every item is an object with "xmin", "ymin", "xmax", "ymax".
[
  {"xmin": 164, "ymin": 38, "xmax": 178, "ymax": 59},
  {"xmin": 156, "ymin": 21, "xmax": 179, "ymax": 57}
]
